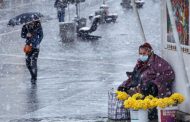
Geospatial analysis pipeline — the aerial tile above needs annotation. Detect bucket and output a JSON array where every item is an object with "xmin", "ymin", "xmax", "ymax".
[
  {"xmin": 130, "ymin": 109, "xmax": 148, "ymax": 122},
  {"xmin": 157, "ymin": 106, "xmax": 178, "ymax": 122}
]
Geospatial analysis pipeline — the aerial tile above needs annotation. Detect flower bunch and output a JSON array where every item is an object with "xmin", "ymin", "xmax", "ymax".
[
  {"xmin": 145, "ymin": 95, "xmax": 155, "ymax": 100},
  {"xmin": 124, "ymin": 97, "xmax": 136, "ymax": 109},
  {"xmin": 145, "ymin": 95, "xmax": 158, "ymax": 109},
  {"xmin": 123, "ymin": 93, "xmax": 185, "ymax": 110},
  {"xmin": 156, "ymin": 98, "xmax": 174, "ymax": 108},
  {"xmin": 170, "ymin": 93, "xmax": 185, "ymax": 104},
  {"xmin": 116, "ymin": 91, "xmax": 129, "ymax": 101},
  {"xmin": 156, "ymin": 93, "xmax": 185, "ymax": 108},
  {"xmin": 124, "ymin": 93, "xmax": 149, "ymax": 110},
  {"xmin": 132, "ymin": 93, "xmax": 143, "ymax": 100}
]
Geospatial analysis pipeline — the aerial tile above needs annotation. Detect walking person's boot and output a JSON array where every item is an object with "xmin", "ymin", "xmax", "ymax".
[
  {"xmin": 31, "ymin": 68, "xmax": 37, "ymax": 84},
  {"xmin": 26, "ymin": 57, "xmax": 36, "ymax": 84},
  {"xmin": 30, "ymin": 51, "xmax": 38, "ymax": 85}
]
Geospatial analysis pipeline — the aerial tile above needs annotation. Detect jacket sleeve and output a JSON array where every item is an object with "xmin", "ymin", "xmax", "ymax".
[
  {"xmin": 21, "ymin": 25, "xmax": 32, "ymax": 45},
  {"xmin": 126, "ymin": 61, "xmax": 139, "ymax": 78},
  {"xmin": 21, "ymin": 25, "xmax": 27, "ymax": 39},
  {"xmin": 33, "ymin": 27, "xmax": 43, "ymax": 44},
  {"xmin": 37, "ymin": 27, "xmax": 43, "ymax": 44},
  {"xmin": 152, "ymin": 58, "xmax": 175, "ymax": 86}
]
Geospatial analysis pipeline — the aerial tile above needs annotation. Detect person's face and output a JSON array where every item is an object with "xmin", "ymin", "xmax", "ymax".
[
  {"xmin": 139, "ymin": 48, "xmax": 149, "ymax": 56},
  {"xmin": 28, "ymin": 22, "xmax": 35, "ymax": 28},
  {"xmin": 138, "ymin": 48, "xmax": 151, "ymax": 62}
]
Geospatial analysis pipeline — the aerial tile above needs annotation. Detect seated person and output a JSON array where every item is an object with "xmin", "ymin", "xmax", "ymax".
[{"xmin": 118, "ymin": 43, "xmax": 175, "ymax": 98}]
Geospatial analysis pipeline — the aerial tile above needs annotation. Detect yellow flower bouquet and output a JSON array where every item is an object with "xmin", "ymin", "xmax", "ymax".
[
  {"xmin": 170, "ymin": 93, "xmax": 185, "ymax": 104},
  {"xmin": 156, "ymin": 93, "xmax": 185, "ymax": 122},
  {"xmin": 123, "ymin": 93, "xmax": 154, "ymax": 110},
  {"xmin": 120, "ymin": 93, "xmax": 185, "ymax": 110},
  {"xmin": 123, "ymin": 93, "xmax": 150, "ymax": 121},
  {"xmin": 117, "ymin": 92, "xmax": 185, "ymax": 122},
  {"xmin": 116, "ymin": 91, "xmax": 129, "ymax": 101}
]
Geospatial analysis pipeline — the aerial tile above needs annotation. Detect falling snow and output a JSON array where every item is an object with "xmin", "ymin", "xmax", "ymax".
[{"xmin": 0, "ymin": 0, "xmax": 161, "ymax": 121}]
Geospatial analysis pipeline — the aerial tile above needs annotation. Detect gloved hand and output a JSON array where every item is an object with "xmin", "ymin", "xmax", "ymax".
[
  {"xmin": 140, "ymin": 82, "xmax": 158, "ymax": 97},
  {"xmin": 117, "ymin": 86, "xmax": 130, "ymax": 92},
  {"xmin": 117, "ymin": 86, "xmax": 125, "ymax": 91},
  {"xmin": 27, "ymin": 33, "xmax": 32, "ymax": 38},
  {"xmin": 126, "ymin": 71, "xmax": 133, "ymax": 78}
]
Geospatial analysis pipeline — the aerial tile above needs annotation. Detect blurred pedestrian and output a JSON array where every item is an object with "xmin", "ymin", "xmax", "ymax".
[
  {"xmin": 54, "ymin": 0, "xmax": 68, "ymax": 22},
  {"xmin": 21, "ymin": 21, "xmax": 43, "ymax": 84},
  {"xmin": 0, "ymin": 0, "xmax": 3, "ymax": 8}
]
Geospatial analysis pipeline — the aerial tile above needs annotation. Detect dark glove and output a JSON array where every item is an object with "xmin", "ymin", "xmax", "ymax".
[
  {"xmin": 117, "ymin": 86, "xmax": 125, "ymax": 91},
  {"xmin": 141, "ymin": 85, "xmax": 149, "ymax": 96},
  {"xmin": 126, "ymin": 71, "xmax": 133, "ymax": 77},
  {"xmin": 117, "ymin": 86, "xmax": 130, "ymax": 92},
  {"xmin": 141, "ymin": 82, "xmax": 158, "ymax": 97}
]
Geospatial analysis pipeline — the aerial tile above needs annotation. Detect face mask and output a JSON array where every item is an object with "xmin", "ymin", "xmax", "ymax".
[{"xmin": 139, "ymin": 55, "xmax": 148, "ymax": 62}]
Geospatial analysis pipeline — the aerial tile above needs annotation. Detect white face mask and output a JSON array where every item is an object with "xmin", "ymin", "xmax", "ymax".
[{"xmin": 139, "ymin": 55, "xmax": 149, "ymax": 62}]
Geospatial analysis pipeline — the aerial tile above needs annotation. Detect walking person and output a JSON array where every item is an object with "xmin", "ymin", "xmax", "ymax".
[
  {"xmin": 21, "ymin": 20, "xmax": 43, "ymax": 84},
  {"xmin": 54, "ymin": 0, "xmax": 68, "ymax": 22},
  {"xmin": 0, "ymin": 0, "xmax": 3, "ymax": 8}
]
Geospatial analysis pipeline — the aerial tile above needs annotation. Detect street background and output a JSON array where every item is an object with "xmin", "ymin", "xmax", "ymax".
[{"xmin": 0, "ymin": 0, "xmax": 161, "ymax": 121}]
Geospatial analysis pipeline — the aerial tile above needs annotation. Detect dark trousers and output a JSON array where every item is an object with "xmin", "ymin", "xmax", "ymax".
[{"xmin": 26, "ymin": 49, "xmax": 39, "ymax": 80}]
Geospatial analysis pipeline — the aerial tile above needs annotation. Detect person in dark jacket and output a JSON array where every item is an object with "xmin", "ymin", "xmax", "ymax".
[
  {"xmin": 21, "ymin": 20, "xmax": 43, "ymax": 84},
  {"xmin": 54, "ymin": 0, "xmax": 68, "ymax": 22},
  {"xmin": 118, "ymin": 43, "xmax": 175, "ymax": 120},
  {"xmin": 118, "ymin": 43, "xmax": 175, "ymax": 98}
]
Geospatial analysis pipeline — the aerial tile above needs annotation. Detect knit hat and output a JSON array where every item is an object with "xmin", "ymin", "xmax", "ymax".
[{"xmin": 139, "ymin": 42, "xmax": 153, "ymax": 52}]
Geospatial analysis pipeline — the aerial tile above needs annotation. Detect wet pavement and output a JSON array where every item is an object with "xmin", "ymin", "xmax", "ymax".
[{"xmin": 0, "ymin": 0, "xmax": 161, "ymax": 121}]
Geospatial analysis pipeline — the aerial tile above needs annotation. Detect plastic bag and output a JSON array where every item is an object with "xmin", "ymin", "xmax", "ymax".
[{"xmin": 108, "ymin": 89, "xmax": 130, "ymax": 120}]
